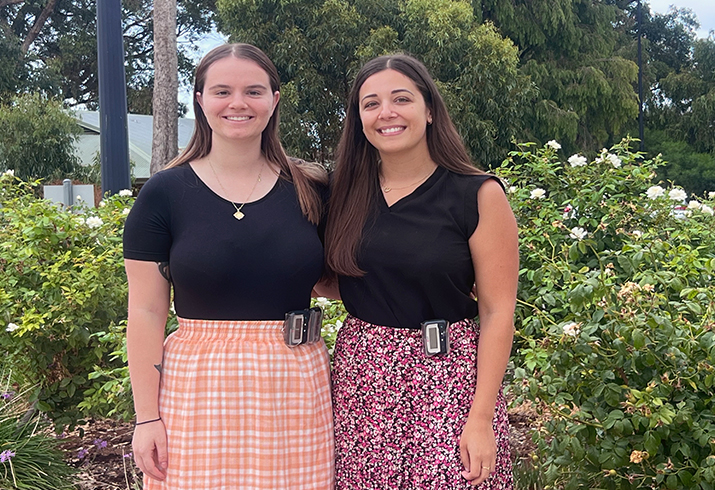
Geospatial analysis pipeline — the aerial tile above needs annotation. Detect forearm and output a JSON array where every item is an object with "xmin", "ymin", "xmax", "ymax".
[
  {"xmin": 469, "ymin": 312, "xmax": 514, "ymax": 422},
  {"xmin": 127, "ymin": 308, "xmax": 167, "ymax": 421}
]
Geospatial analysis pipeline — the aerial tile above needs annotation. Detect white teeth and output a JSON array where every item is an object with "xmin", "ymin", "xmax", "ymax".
[
  {"xmin": 226, "ymin": 116, "xmax": 250, "ymax": 121},
  {"xmin": 379, "ymin": 127, "xmax": 404, "ymax": 134}
]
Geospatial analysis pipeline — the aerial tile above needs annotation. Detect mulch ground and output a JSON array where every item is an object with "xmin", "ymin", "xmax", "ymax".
[{"xmin": 59, "ymin": 405, "xmax": 539, "ymax": 489}]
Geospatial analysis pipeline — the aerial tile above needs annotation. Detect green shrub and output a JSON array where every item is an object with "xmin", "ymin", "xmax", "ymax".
[
  {"xmin": 0, "ymin": 372, "xmax": 76, "ymax": 489},
  {"xmin": 497, "ymin": 139, "xmax": 715, "ymax": 489},
  {"xmin": 0, "ymin": 173, "xmax": 131, "ymax": 430},
  {"xmin": 0, "ymin": 94, "xmax": 80, "ymax": 181}
]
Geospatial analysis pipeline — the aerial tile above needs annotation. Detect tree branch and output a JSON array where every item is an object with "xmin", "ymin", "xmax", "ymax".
[
  {"xmin": 21, "ymin": 0, "xmax": 57, "ymax": 54},
  {"xmin": 0, "ymin": 0, "xmax": 25, "ymax": 9}
]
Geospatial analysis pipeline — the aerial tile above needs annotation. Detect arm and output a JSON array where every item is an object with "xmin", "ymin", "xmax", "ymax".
[
  {"xmin": 459, "ymin": 179, "xmax": 519, "ymax": 486},
  {"xmin": 126, "ymin": 259, "xmax": 171, "ymax": 481},
  {"xmin": 312, "ymin": 276, "xmax": 341, "ymax": 300}
]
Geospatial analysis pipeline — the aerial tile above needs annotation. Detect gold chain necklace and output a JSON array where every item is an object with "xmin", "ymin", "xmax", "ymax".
[
  {"xmin": 381, "ymin": 169, "xmax": 433, "ymax": 193},
  {"xmin": 207, "ymin": 158, "xmax": 265, "ymax": 220}
]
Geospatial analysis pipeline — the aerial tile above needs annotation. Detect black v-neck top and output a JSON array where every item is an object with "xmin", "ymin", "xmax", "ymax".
[
  {"xmin": 123, "ymin": 164, "xmax": 324, "ymax": 320},
  {"xmin": 338, "ymin": 166, "xmax": 500, "ymax": 329}
]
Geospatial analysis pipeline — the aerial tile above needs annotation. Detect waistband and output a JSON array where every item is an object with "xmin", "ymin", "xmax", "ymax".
[{"xmin": 173, "ymin": 317, "xmax": 284, "ymax": 342}]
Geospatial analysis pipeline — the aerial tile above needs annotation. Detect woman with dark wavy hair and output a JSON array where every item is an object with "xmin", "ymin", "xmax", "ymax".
[
  {"xmin": 123, "ymin": 43, "xmax": 333, "ymax": 490},
  {"xmin": 324, "ymin": 53, "xmax": 518, "ymax": 489}
]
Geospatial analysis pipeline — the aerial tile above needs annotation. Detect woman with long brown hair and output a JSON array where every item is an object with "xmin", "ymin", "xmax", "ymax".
[
  {"xmin": 123, "ymin": 43, "xmax": 333, "ymax": 489},
  {"xmin": 324, "ymin": 54, "xmax": 518, "ymax": 489}
]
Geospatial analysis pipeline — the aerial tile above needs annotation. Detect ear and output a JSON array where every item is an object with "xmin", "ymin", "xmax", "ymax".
[
  {"xmin": 196, "ymin": 92, "xmax": 204, "ymax": 110},
  {"xmin": 427, "ymin": 110, "xmax": 433, "ymax": 125},
  {"xmin": 271, "ymin": 91, "xmax": 280, "ymax": 114}
]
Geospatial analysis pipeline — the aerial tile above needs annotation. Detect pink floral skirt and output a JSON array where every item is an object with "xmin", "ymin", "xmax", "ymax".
[{"xmin": 332, "ymin": 315, "xmax": 512, "ymax": 490}]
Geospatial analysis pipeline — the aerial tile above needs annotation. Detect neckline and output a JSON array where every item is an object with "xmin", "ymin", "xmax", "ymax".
[
  {"xmin": 379, "ymin": 165, "xmax": 445, "ymax": 210},
  {"xmin": 186, "ymin": 162, "xmax": 282, "ymax": 207}
]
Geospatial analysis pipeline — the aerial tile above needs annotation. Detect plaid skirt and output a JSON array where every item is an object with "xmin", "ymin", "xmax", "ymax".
[
  {"xmin": 332, "ymin": 315, "xmax": 512, "ymax": 490},
  {"xmin": 145, "ymin": 317, "xmax": 334, "ymax": 490}
]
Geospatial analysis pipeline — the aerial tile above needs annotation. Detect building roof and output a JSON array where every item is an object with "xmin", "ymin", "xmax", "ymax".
[{"xmin": 73, "ymin": 110, "xmax": 195, "ymax": 180}]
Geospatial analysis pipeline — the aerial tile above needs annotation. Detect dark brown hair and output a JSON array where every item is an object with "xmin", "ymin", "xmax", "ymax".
[
  {"xmin": 166, "ymin": 43, "xmax": 325, "ymax": 223},
  {"xmin": 325, "ymin": 54, "xmax": 484, "ymax": 276}
]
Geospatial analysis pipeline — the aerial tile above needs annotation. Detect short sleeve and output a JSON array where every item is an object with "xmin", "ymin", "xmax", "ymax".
[
  {"xmin": 123, "ymin": 172, "xmax": 172, "ymax": 262},
  {"xmin": 464, "ymin": 174, "xmax": 505, "ymax": 238}
]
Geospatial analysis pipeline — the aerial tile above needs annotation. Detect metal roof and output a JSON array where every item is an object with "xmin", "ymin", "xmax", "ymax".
[{"xmin": 73, "ymin": 110, "xmax": 195, "ymax": 179}]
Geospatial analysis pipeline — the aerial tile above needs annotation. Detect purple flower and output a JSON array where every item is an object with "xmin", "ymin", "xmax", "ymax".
[
  {"xmin": 0, "ymin": 450, "xmax": 16, "ymax": 463},
  {"xmin": 77, "ymin": 448, "xmax": 89, "ymax": 459},
  {"xmin": 93, "ymin": 438, "xmax": 108, "ymax": 449},
  {"xmin": 0, "ymin": 391, "xmax": 14, "ymax": 401},
  {"xmin": 123, "ymin": 452, "xmax": 133, "ymax": 458}
]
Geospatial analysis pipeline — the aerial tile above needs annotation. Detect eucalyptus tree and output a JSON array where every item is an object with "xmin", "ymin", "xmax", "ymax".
[
  {"xmin": 0, "ymin": 0, "xmax": 215, "ymax": 112},
  {"xmin": 217, "ymin": 0, "xmax": 530, "ymax": 167}
]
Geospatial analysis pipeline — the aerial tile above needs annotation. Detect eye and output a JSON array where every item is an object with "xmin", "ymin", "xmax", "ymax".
[
  {"xmin": 247, "ymin": 90, "xmax": 263, "ymax": 96},
  {"xmin": 215, "ymin": 90, "xmax": 229, "ymax": 96},
  {"xmin": 395, "ymin": 96, "xmax": 411, "ymax": 103},
  {"xmin": 362, "ymin": 100, "xmax": 378, "ymax": 110}
]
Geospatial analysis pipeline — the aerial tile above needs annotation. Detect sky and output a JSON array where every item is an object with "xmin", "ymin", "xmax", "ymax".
[
  {"xmin": 181, "ymin": 3, "xmax": 715, "ymax": 118},
  {"xmin": 648, "ymin": 0, "xmax": 715, "ymax": 38}
]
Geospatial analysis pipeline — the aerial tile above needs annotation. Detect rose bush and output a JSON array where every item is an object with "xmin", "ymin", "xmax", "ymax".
[
  {"xmin": 0, "ymin": 173, "xmax": 131, "ymax": 430},
  {"xmin": 498, "ymin": 139, "xmax": 715, "ymax": 489}
]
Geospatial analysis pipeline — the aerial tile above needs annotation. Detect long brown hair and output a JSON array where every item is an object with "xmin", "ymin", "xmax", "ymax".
[
  {"xmin": 325, "ymin": 54, "xmax": 485, "ymax": 276},
  {"xmin": 166, "ymin": 43, "xmax": 325, "ymax": 223}
]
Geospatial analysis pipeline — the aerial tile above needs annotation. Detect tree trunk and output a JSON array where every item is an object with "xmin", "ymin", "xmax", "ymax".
[{"xmin": 150, "ymin": 0, "xmax": 178, "ymax": 175}]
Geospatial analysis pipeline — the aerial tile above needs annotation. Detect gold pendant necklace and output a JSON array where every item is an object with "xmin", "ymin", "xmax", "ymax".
[
  {"xmin": 381, "ymin": 169, "xmax": 433, "ymax": 193},
  {"xmin": 208, "ymin": 157, "xmax": 265, "ymax": 220}
]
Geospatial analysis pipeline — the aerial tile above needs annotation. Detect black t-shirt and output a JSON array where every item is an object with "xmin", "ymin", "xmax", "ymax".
[
  {"xmin": 123, "ymin": 164, "xmax": 324, "ymax": 321},
  {"xmin": 339, "ymin": 166, "xmax": 500, "ymax": 329}
]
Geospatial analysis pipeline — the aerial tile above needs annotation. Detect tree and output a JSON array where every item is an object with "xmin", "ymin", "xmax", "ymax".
[
  {"xmin": 477, "ymin": 0, "xmax": 639, "ymax": 152},
  {"xmin": 218, "ymin": 0, "xmax": 530, "ymax": 167},
  {"xmin": 0, "ymin": 93, "xmax": 80, "ymax": 180},
  {"xmin": 151, "ymin": 0, "xmax": 179, "ymax": 174},
  {"xmin": 0, "ymin": 0, "xmax": 215, "ymax": 113}
]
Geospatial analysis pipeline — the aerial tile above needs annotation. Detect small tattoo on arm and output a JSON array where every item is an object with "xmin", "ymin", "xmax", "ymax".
[
  {"xmin": 154, "ymin": 363, "xmax": 163, "ymax": 374},
  {"xmin": 157, "ymin": 262, "xmax": 171, "ymax": 282}
]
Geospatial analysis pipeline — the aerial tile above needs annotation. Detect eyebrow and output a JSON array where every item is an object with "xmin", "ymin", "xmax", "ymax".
[
  {"xmin": 206, "ymin": 83, "xmax": 269, "ymax": 91},
  {"xmin": 361, "ymin": 88, "xmax": 415, "ymax": 103}
]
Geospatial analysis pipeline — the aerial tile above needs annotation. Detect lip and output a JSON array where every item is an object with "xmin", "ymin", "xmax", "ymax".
[{"xmin": 377, "ymin": 126, "xmax": 406, "ymax": 135}]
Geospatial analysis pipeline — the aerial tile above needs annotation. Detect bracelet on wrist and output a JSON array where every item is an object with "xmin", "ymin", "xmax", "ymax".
[{"xmin": 135, "ymin": 416, "xmax": 162, "ymax": 426}]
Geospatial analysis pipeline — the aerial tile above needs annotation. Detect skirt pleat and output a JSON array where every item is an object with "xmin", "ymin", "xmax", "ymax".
[
  {"xmin": 145, "ymin": 317, "xmax": 334, "ymax": 490},
  {"xmin": 332, "ymin": 315, "xmax": 512, "ymax": 490}
]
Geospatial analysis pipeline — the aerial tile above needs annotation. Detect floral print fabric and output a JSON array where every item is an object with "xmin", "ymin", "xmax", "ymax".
[{"xmin": 332, "ymin": 315, "xmax": 512, "ymax": 490}]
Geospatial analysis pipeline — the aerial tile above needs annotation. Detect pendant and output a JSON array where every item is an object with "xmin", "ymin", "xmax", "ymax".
[
  {"xmin": 383, "ymin": 187, "xmax": 392, "ymax": 193},
  {"xmin": 233, "ymin": 210, "xmax": 245, "ymax": 220}
]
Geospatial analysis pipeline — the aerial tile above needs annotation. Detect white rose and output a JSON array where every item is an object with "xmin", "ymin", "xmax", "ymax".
[
  {"xmin": 508, "ymin": 186, "xmax": 518, "ymax": 194},
  {"xmin": 606, "ymin": 153, "xmax": 622, "ymax": 168},
  {"xmin": 2, "ymin": 169, "xmax": 14, "ymax": 177},
  {"xmin": 563, "ymin": 322, "xmax": 580, "ymax": 337},
  {"xmin": 668, "ymin": 188, "xmax": 687, "ymax": 201},
  {"xmin": 530, "ymin": 188, "xmax": 546, "ymax": 199},
  {"xmin": 708, "ymin": 191, "xmax": 715, "ymax": 199},
  {"xmin": 118, "ymin": 189, "xmax": 133, "ymax": 197},
  {"xmin": 701, "ymin": 205, "xmax": 714, "ymax": 216},
  {"xmin": 687, "ymin": 200, "xmax": 701, "ymax": 210},
  {"xmin": 546, "ymin": 140, "xmax": 561, "ymax": 150},
  {"xmin": 85, "ymin": 216, "xmax": 103, "ymax": 229},
  {"xmin": 122, "ymin": 208, "xmax": 131, "ymax": 215},
  {"xmin": 646, "ymin": 186, "xmax": 665, "ymax": 199},
  {"xmin": 6, "ymin": 323, "xmax": 19, "ymax": 332},
  {"xmin": 568, "ymin": 154, "xmax": 587, "ymax": 167},
  {"xmin": 569, "ymin": 227, "xmax": 588, "ymax": 241}
]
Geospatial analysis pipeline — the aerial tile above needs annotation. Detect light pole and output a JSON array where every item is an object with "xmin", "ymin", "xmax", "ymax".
[{"xmin": 97, "ymin": 0, "xmax": 131, "ymax": 195}]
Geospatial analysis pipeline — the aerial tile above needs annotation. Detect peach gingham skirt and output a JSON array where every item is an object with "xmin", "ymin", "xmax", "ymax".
[{"xmin": 144, "ymin": 317, "xmax": 335, "ymax": 490}]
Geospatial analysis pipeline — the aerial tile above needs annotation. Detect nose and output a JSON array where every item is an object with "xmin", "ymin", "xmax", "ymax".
[
  {"xmin": 228, "ymin": 93, "xmax": 248, "ymax": 109},
  {"xmin": 378, "ymin": 101, "xmax": 396, "ymax": 120}
]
